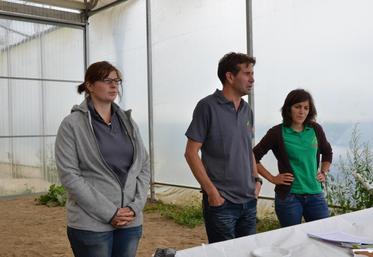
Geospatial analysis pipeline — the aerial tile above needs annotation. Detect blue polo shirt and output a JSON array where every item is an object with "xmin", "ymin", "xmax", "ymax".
[{"xmin": 185, "ymin": 89, "xmax": 256, "ymax": 203}]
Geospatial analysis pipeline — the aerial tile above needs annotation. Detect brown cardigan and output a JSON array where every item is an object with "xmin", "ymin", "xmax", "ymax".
[{"xmin": 253, "ymin": 122, "xmax": 333, "ymax": 198}]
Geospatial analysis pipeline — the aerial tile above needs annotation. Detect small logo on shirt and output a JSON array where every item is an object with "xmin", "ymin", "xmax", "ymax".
[
  {"xmin": 246, "ymin": 120, "xmax": 254, "ymax": 135},
  {"xmin": 312, "ymin": 136, "xmax": 318, "ymax": 148}
]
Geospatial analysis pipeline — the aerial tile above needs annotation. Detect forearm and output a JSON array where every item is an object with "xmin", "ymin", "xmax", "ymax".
[
  {"xmin": 252, "ymin": 153, "xmax": 259, "ymax": 177},
  {"xmin": 185, "ymin": 152, "xmax": 218, "ymax": 197},
  {"xmin": 320, "ymin": 161, "xmax": 331, "ymax": 174},
  {"xmin": 257, "ymin": 163, "xmax": 275, "ymax": 184}
]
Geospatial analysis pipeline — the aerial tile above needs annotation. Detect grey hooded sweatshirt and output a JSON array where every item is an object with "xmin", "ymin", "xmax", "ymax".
[{"xmin": 55, "ymin": 99, "xmax": 150, "ymax": 232}]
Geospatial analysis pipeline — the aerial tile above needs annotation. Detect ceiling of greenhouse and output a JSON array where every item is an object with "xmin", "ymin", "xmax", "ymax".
[
  {"xmin": 1, "ymin": 0, "xmax": 122, "ymax": 12},
  {"xmin": 0, "ymin": 0, "xmax": 127, "ymax": 50},
  {"xmin": 31, "ymin": 0, "xmax": 125, "ymax": 11},
  {"xmin": 0, "ymin": 0, "xmax": 127, "ymax": 25}
]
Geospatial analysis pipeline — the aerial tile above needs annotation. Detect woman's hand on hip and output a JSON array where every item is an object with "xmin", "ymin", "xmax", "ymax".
[
  {"xmin": 271, "ymin": 173, "xmax": 294, "ymax": 185},
  {"xmin": 316, "ymin": 171, "xmax": 327, "ymax": 182}
]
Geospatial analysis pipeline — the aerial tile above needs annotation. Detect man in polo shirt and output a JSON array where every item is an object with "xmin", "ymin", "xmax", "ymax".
[{"xmin": 184, "ymin": 52, "xmax": 262, "ymax": 243}]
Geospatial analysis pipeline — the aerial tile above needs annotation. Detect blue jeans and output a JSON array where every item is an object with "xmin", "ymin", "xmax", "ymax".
[
  {"xmin": 202, "ymin": 194, "xmax": 257, "ymax": 243},
  {"xmin": 67, "ymin": 226, "xmax": 142, "ymax": 257},
  {"xmin": 275, "ymin": 192, "xmax": 329, "ymax": 227}
]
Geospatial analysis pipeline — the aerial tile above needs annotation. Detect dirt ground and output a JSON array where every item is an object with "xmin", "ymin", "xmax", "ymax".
[{"xmin": 0, "ymin": 196, "xmax": 207, "ymax": 257}]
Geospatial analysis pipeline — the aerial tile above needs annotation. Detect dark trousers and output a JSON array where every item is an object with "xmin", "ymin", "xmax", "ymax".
[{"xmin": 202, "ymin": 194, "xmax": 257, "ymax": 243}]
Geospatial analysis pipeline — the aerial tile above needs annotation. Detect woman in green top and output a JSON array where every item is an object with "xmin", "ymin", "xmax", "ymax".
[{"xmin": 253, "ymin": 89, "xmax": 333, "ymax": 227}]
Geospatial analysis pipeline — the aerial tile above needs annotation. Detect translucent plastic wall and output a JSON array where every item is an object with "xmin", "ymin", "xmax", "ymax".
[
  {"xmin": 151, "ymin": 0, "xmax": 247, "ymax": 186},
  {"xmin": 253, "ymin": 0, "xmax": 373, "ymax": 197},
  {"xmin": 89, "ymin": 0, "xmax": 247, "ymax": 188},
  {"xmin": 0, "ymin": 18, "xmax": 84, "ymax": 196},
  {"xmin": 88, "ymin": 0, "xmax": 149, "ymax": 144}
]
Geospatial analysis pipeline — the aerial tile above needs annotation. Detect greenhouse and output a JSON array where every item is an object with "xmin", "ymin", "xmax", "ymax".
[
  {"xmin": 1, "ymin": 1, "xmax": 373, "ymax": 257},
  {"xmin": 1, "ymin": 0, "xmax": 373, "ymax": 199}
]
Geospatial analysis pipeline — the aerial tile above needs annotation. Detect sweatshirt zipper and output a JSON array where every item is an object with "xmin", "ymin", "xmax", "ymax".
[
  {"xmin": 118, "ymin": 112, "xmax": 137, "ymax": 179},
  {"xmin": 87, "ymin": 111, "xmax": 125, "ymax": 207}
]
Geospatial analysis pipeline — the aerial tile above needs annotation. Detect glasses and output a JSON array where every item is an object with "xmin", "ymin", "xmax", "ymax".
[{"xmin": 101, "ymin": 78, "xmax": 122, "ymax": 86}]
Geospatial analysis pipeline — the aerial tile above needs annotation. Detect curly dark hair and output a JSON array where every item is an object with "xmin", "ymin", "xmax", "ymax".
[{"xmin": 281, "ymin": 89, "xmax": 317, "ymax": 127}]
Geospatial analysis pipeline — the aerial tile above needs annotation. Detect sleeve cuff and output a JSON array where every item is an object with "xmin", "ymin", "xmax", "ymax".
[{"xmin": 108, "ymin": 208, "xmax": 119, "ymax": 224}]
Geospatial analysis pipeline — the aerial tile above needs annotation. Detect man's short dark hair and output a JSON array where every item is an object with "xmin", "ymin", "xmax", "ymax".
[
  {"xmin": 217, "ymin": 52, "xmax": 256, "ymax": 84},
  {"xmin": 281, "ymin": 89, "xmax": 317, "ymax": 127}
]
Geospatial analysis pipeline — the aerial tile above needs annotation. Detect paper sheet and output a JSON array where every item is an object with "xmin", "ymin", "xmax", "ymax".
[{"xmin": 308, "ymin": 231, "xmax": 373, "ymax": 245}]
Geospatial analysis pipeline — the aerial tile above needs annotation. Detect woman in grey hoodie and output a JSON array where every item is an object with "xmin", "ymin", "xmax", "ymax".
[{"xmin": 55, "ymin": 61, "xmax": 150, "ymax": 257}]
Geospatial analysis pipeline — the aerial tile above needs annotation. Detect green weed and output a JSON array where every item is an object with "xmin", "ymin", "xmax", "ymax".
[
  {"xmin": 144, "ymin": 200, "xmax": 281, "ymax": 232},
  {"xmin": 36, "ymin": 184, "xmax": 66, "ymax": 207},
  {"xmin": 257, "ymin": 216, "xmax": 281, "ymax": 233},
  {"xmin": 144, "ymin": 201, "xmax": 203, "ymax": 228}
]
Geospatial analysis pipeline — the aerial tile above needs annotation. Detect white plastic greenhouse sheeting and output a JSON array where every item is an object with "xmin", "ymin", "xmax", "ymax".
[
  {"xmin": 88, "ymin": 0, "xmax": 248, "ymax": 191},
  {"xmin": 176, "ymin": 207, "xmax": 373, "ymax": 257}
]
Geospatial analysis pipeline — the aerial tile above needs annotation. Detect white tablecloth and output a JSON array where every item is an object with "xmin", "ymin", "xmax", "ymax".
[{"xmin": 176, "ymin": 208, "xmax": 373, "ymax": 257}]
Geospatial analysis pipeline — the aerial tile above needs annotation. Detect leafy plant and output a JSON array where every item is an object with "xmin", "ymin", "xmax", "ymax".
[
  {"xmin": 36, "ymin": 184, "xmax": 67, "ymax": 207},
  {"xmin": 257, "ymin": 215, "xmax": 281, "ymax": 233},
  {"xmin": 145, "ymin": 201, "xmax": 203, "ymax": 228},
  {"xmin": 144, "ymin": 200, "xmax": 281, "ymax": 232},
  {"xmin": 326, "ymin": 124, "xmax": 373, "ymax": 214}
]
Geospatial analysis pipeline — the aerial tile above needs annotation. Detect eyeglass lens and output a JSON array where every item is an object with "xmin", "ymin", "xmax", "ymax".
[{"xmin": 103, "ymin": 78, "xmax": 122, "ymax": 85}]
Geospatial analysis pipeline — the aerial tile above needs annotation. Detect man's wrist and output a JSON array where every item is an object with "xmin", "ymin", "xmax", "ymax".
[{"xmin": 254, "ymin": 177, "xmax": 263, "ymax": 185}]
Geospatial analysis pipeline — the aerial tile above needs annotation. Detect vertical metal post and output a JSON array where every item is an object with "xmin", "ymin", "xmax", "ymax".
[
  {"xmin": 83, "ymin": 24, "xmax": 89, "ymax": 70},
  {"xmin": 39, "ymin": 25, "xmax": 47, "ymax": 181},
  {"xmin": 83, "ymin": 1, "xmax": 89, "ymax": 70},
  {"xmin": 6, "ymin": 28, "xmax": 14, "ymax": 177},
  {"xmin": 246, "ymin": 0, "xmax": 254, "ymax": 56},
  {"xmin": 146, "ymin": 0, "xmax": 155, "ymax": 201},
  {"xmin": 246, "ymin": 0, "xmax": 255, "ymax": 139}
]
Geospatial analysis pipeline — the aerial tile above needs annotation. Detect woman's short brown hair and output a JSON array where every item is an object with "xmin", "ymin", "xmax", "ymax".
[
  {"xmin": 281, "ymin": 89, "xmax": 317, "ymax": 127},
  {"xmin": 77, "ymin": 61, "xmax": 122, "ymax": 96}
]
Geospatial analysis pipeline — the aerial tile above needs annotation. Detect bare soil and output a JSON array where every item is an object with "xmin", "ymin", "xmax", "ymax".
[{"xmin": 0, "ymin": 196, "xmax": 207, "ymax": 257}]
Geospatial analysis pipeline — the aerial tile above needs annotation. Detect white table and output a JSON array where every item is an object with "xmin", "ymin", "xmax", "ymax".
[{"xmin": 176, "ymin": 208, "xmax": 373, "ymax": 257}]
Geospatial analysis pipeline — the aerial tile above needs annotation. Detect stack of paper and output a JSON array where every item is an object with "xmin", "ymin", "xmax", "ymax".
[{"xmin": 308, "ymin": 231, "xmax": 373, "ymax": 247}]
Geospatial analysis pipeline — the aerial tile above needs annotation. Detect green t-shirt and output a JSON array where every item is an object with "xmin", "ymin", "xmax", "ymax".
[{"xmin": 282, "ymin": 124, "xmax": 322, "ymax": 194}]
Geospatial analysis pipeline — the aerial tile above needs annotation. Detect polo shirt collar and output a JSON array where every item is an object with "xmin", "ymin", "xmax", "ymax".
[
  {"xmin": 87, "ymin": 97, "xmax": 118, "ymax": 123},
  {"xmin": 213, "ymin": 89, "xmax": 229, "ymax": 104},
  {"xmin": 213, "ymin": 89, "xmax": 244, "ymax": 106},
  {"xmin": 283, "ymin": 124, "xmax": 312, "ymax": 134}
]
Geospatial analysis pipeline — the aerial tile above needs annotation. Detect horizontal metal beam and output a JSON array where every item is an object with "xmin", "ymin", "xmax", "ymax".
[
  {"xmin": 0, "ymin": 135, "xmax": 56, "ymax": 138},
  {"xmin": 0, "ymin": 1, "xmax": 86, "ymax": 26},
  {"xmin": 0, "ymin": 23, "xmax": 30, "ymax": 37},
  {"xmin": 88, "ymin": 0, "xmax": 128, "ymax": 16},
  {"xmin": 153, "ymin": 182, "xmax": 201, "ymax": 191},
  {"xmin": 26, "ymin": 0, "xmax": 86, "ymax": 10},
  {"xmin": 0, "ymin": 76, "xmax": 82, "ymax": 84},
  {"xmin": 0, "ymin": 192, "xmax": 45, "ymax": 200},
  {"xmin": 152, "ymin": 182, "xmax": 276, "ymax": 201}
]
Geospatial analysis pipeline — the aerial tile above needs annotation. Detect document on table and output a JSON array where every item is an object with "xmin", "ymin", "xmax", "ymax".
[{"xmin": 308, "ymin": 231, "xmax": 373, "ymax": 245}]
